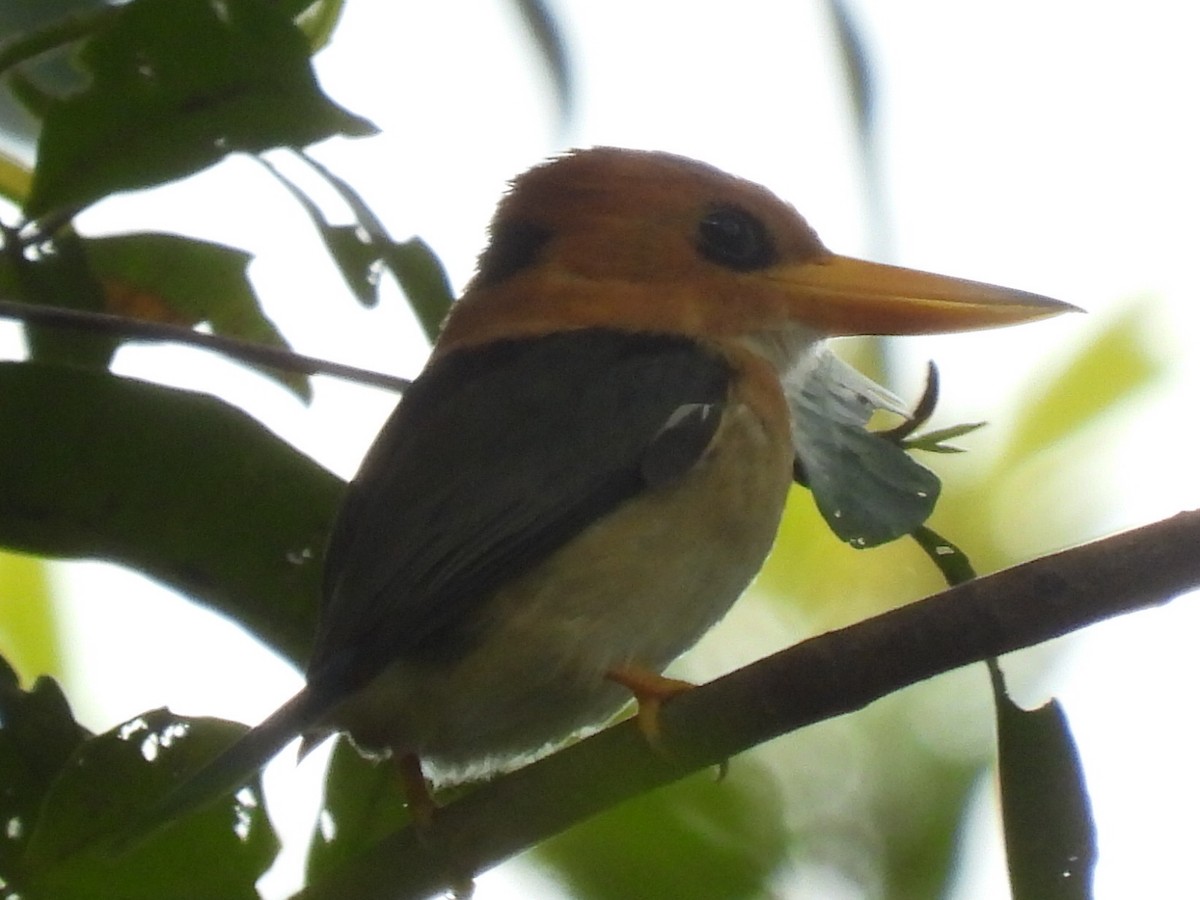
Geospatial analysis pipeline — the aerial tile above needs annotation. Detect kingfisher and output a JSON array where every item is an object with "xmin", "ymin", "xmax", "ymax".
[{"xmin": 154, "ymin": 147, "xmax": 1073, "ymax": 823}]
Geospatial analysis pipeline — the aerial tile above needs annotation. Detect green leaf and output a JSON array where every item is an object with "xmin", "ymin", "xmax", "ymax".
[
  {"xmin": 0, "ymin": 2, "xmax": 119, "ymax": 147},
  {"xmin": 23, "ymin": 0, "xmax": 377, "ymax": 220},
  {"xmin": 0, "ymin": 656, "xmax": 90, "ymax": 881},
  {"xmin": 788, "ymin": 352, "xmax": 940, "ymax": 548},
  {"xmin": 5, "ymin": 229, "xmax": 118, "ymax": 368},
  {"xmin": 305, "ymin": 740, "xmax": 412, "ymax": 886},
  {"xmin": 269, "ymin": 155, "xmax": 455, "ymax": 336},
  {"xmin": 910, "ymin": 525, "xmax": 977, "ymax": 585},
  {"xmin": 903, "ymin": 420, "xmax": 986, "ymax": 453},
  {"xmin": 5, "ymin": 68, "xmax": 57, "ymax": 124},
  {"xmin": 993, "ymin": 677, "xmax": 1096, "ymax": 899},
  {"xmin": 0, "ymin": 361, "xmax": 340, "ymax": 665},
  {"xmin": 260, "ymin": 156, "xmax": 382, "ymax": 306},
  {"xmin": 0, "ymin": 4, "xmax": 118, "ymax": 86},
  {"xmin": 84, "ymin": 232, "xmax": 311, "ymax": 400},
  {"xmin": 384, "ymin": 237, "xmax": 455, "ymax": 343},
  {"xmin": 1000, "ymin": 303, "xmax": 1163, "ymax": 468},
  {"xmin": 292, "ymin": 0, "xmax": 348, "ymax": 52},
  {"xmin": 825, "ymin": 0, "xmax": 875, "ymax": 143},
  {"xmin": 20, "ymin": 708, "xmax": 276, "ymax": 899},
  {"xmin": 299, "ymin": 153, "xmax": 456, "ymax": 332},
  {"xmin": 0, "ymin": 2, "xmax": 113, "ymax": 152},
  {"xmin": 798, "ymin": 421, "xmax": 938, "ymax": 548},
  {"xmin": 910, "ymin": 528, "xmax": 1096, "ymax": 899},
  {"xmin": 510, "ymin": 0, "xmax": 574, "ymax": 123}
]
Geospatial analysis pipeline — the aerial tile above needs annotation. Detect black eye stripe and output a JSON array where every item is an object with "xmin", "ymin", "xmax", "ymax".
[
  {"xmin": 695, "ymin": 204, "xmax": 777, "ymax": 271},
  {"xmin": 473, "ymin": 218, "xmax": 553, "ymax": 288}
]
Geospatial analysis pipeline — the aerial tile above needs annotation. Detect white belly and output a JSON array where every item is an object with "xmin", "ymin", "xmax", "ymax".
[{"xmin": 330, "ymin": 400, "xmax": 792, "ymax": 784}]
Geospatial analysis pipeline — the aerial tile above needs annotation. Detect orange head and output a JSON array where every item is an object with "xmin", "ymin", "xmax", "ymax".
[{"xmin": 437, "ymin": 147, "xmax": 1076, "ymax": 357}]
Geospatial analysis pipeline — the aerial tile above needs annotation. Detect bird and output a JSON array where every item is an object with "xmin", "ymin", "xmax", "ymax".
[{"xmin": 144, "ymin": 146, "xmax": 1074, "ymax": 829}]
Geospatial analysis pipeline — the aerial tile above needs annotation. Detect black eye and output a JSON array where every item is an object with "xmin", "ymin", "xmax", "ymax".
[{"xmin": 695, "ymin": 204, "xmax": 777, "ymax": 271}]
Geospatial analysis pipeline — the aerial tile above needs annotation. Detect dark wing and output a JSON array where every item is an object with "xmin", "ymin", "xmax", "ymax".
[{"xmin": 308, "ymin": 328, "xmax": 731, "ymax": 695}]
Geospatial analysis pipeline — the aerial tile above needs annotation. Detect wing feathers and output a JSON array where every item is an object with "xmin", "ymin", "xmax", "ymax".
[{"xmin": 310, "ymin": 329, "xmax": 732, "ymax": 695}]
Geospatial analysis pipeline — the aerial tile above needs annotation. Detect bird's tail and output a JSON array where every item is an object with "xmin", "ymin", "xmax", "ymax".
[{"xmin": 118, "ymin": 688, "xmax": 328, "ymax": 851}]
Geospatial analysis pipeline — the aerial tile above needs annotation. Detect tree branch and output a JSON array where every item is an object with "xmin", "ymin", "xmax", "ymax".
[{"xmin": 294, "ymin": 510, "xmax": 1200, "ymax": 900}]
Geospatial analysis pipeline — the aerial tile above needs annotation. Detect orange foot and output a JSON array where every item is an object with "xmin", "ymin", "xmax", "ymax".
[{"xmin": 606, "ymin": 665, "xmax": 695, "ymax": 749}]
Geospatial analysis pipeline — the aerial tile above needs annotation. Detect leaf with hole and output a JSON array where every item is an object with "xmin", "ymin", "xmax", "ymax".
[{"xmin": 23, "ymin": 0, "xmax": 377, "ymax": 220}]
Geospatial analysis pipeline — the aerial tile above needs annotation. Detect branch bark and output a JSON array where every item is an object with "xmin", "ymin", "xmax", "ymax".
[{"xmin": 294, "ymin": 510, "xmax": 1200, "ymax": 900}]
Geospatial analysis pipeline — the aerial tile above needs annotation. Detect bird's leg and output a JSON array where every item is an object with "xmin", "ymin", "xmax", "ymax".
[
  {"xmin": 606, "ymin": 664, "xmax": 694, "ymax": 749},
  {"xmin": 394, "ymin": 753, "xmax": 477, "ymax": 896},
  {"xmin": 608, "ymin": 666, "xmax": 734, "ymax": 781},
  {"xmin": 394, "ymin": 752, "xmax": 438, "ymax": 831}
]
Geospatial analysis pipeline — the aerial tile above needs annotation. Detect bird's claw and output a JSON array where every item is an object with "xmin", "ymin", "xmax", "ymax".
[{"xmin": 606, "ymin": 665, "xmax": 694, "ymax": 750}]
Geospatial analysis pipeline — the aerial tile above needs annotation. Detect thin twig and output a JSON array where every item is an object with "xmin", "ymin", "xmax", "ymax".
[{"xmin": 0, "ymin": 298, "xmax": 410, "ymax": 392}]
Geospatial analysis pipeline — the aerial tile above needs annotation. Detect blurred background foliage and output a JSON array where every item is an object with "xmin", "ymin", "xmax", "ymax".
[{"xmin": 0, "ymin": 1, "xmax": 1176, "ymax": 898}]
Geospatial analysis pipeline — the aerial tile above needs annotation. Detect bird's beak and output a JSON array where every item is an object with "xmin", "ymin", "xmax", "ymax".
[{"xmin": 769, "ymin": 254, "xmax": 1078, "ymax": 336}]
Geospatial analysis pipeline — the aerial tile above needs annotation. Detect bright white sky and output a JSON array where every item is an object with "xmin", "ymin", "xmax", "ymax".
[{"xmin": 9, "ymin": 1, "xmax": 1200, "ymax": 897}]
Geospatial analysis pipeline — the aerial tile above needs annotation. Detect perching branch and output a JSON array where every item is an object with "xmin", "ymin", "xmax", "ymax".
[{"xmin": 295, "ymin": 510, "xmax": 1200, "ymax": 900}]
